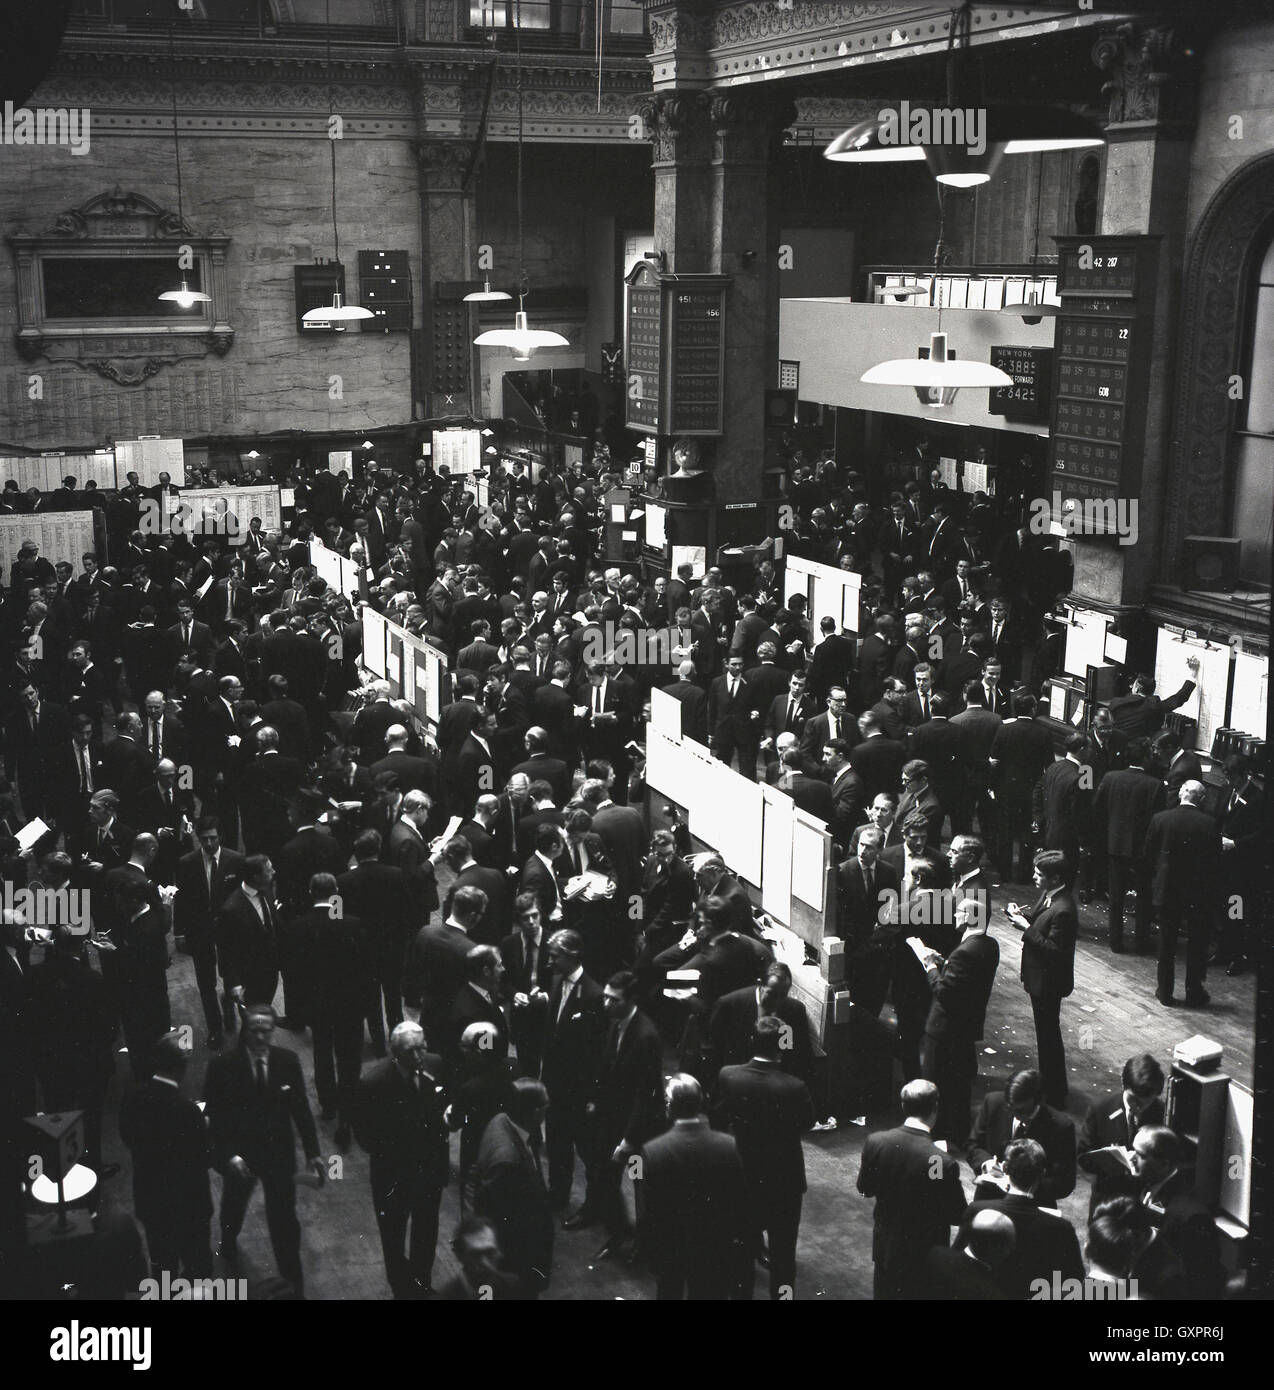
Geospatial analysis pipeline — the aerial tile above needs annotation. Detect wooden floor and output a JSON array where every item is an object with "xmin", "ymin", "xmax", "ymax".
[{"xmin": 69, "ymin": 864, "xmax": 1254, "ymax": 1301}]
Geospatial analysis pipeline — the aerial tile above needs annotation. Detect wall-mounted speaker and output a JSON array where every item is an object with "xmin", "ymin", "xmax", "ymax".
[{"xmin": 1182, "ymin": 536, "xmax": 1240, "ymax": 593}]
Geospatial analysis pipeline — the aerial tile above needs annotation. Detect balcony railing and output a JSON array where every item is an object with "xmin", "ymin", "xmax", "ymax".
[{"xmin": 863, "ymin": 264, "xmax": 1061, "ymax": 312}]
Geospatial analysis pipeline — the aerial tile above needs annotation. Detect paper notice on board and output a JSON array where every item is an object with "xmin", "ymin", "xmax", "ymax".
[{"xmin": 671, "ymin": 545, "xmax": 706, "ymax": 579}]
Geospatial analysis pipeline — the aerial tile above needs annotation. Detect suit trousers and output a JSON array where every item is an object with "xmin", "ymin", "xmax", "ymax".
[
  {"xmin": 595, "ymin": 1150, "xmax": 634, "ymax": 1242},
  {"xmin": 1156, "ymin": 905, "xmax": 1208, "ymax": 1001},
  {"xmin": 119, "ymin": 969, "xmax": 172, "ymax": 1082},
  {"xmin": 144, "ymin": 1213, "xmax": 213, "ymax": 1280},
  {"xmin": 750, "ymin": 1190, "xmax": 802, "ymax": 1300},
  {"xmin": 369, "ymin": 1155, "xmax": 443, "ymax": 1296},
  {"xmin": 996, "ymin": 784, "xmax": 1036, "ymax": 881},
  {"xmin": 220, "ymin": 1165, "xmax": 303, "ymax": 1290},
  {"xmin": 311, "ymin": 1008, "xmax": 364, "ymax": 1122},
  {"xmin": 1028, "ymin": 991, "xmax": 1067, "ymax": 1106},
  {"xmin": 713, "ymin": 731, "xmax": 758, "ymax": 781},
  {"xmin": 919, "ymin": 1030, "xmax": 976, "ymax": 1147},
  {"xmin": 190, "ymin": 942, "xmax": 236, "ymax": 1037},
  {"xmin": 1107, "ymin": 855, "xmax": 1151, "ymax": 949},
  {"xmin": 848, "ymin": 947, "xmax": 891, "ymax": 1017},
  {"xmin": 546, "ymin": 1094, "xmax": 594, "ymax": 1209}
]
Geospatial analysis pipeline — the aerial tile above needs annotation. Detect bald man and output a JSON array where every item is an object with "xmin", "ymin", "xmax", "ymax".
[{"xmin": 1144, "ymin": 780, "xmax": 1222, "ymax": 1007}]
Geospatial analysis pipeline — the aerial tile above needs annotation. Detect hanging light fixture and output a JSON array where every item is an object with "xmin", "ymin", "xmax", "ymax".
[
  {"xmin": 861, "ymin": 188, "xmax": 1014, "ymax": 406},
  {"xmin": 1002, "ymin": 152, "xmax": 1062, "ymax": 323},
  {"xmin": 303, "ymin": 1, "xmax": 373, "ymax": 325},
  {"xmin": 473, "ymin": 0, "xmax": 567, "ymax": 361},
  {"xmin": 158, "ymin": 22, "xmax": 210, "ymax": 308},
  {"xmin": 824, "ymin": 3, "xmax": 1104, "ymax": 187},
  {"xmin": 464, "ymin": 280, "xmax": 512, "ymax": 303}
]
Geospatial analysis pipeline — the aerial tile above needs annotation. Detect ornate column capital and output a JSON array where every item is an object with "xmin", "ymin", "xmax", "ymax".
[
  {"xmin": 709, "ymin": 90, "xmax": 796, "ymax": 164},
  {"xmin": 1091, "ymin": 23, "xmax": 1198, "ymax": 134},
  {"xmin": 416, "ymin": 140, "xmax": 476, "ymax": 191},
  {"xmin": 636, "ymin": 90, "xmax": 713, "ymax": 164}
]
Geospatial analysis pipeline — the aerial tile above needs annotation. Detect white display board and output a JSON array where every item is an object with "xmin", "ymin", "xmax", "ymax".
[
  {"xmin": 182, "ymin": 486, "xmax": 283, "ymax": 545},
  {"xmin": 0, "ymin": 510, "xmax": 98, "ymax": 578},
  {"xmin": 432, "ymin": 429, "xmax": 481, "ymax": 476},
  {"xmin": 791, "ymin": 810, "xmax": 826, "ymax": 911},
  {"xmin": 0, "ymin": 452, "xmax": 117, "ymax": 491},
  {"xmin": 1230, "ymin": 650, "xmax": 1268, "ymax": 740},
  {"xmin": 1063, "ymin": 607, "xmax": 1110, "ymax": 679},
  {"xmin": 1219, "ymin": 1082, "xmax": 1254, "ymax": 1228},
  {"xmin": 650, "ymin": 687, "xmax": 682, "ymax": 741},
  {"xmin": 761, "ymin": 784, "xmax": 794, "ymax": 919},
  {"xmin": 644, "ymin": 502, "xmax": 667, "ymax": 550},
  {"xmin": 787, "ymin": 552, "xmax": 863, "ymax": 635},
  {"xmin": 1154, "ymin": 628, "xmax": 1231, "ymax": 753},
  {"xmin": 643, "ymin": 726, "xmax": 680, "ymax": 800},
  {"xmin": 671, "ymin": 544, "xmax": 706, "ymax": 579},
  {"xmin": 310, "ymin": 539, "xmax": 344, "ymax": 594},
  {"xmin": 115, "ymin": 437, "xmax": 186, "ymax": 487},
  {"xmin": 361, "ymin": 607, "xmax": 387, "ymax": 679},
  {"xmin": 327, "ymin": 450, "xmax": 353, "ymax": 477}
]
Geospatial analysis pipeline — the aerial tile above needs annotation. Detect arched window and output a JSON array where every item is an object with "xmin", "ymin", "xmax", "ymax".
[{"xmin": 1231, "ymin": 223, "xmax": 1274, "ymax": 583}]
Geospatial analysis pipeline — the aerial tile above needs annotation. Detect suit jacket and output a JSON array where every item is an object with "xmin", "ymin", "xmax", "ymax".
[
  {"xmin": 659, "ymin": 679, "xmax": 709, "ymax": 745},
  {"xmin": 1078, "ymin": 1091, "xmax": 1166, "ymax": 1214},
  {"xmin": 924, "ymin": 931, "xmax": 1000, "ymax": 1043},
  {"xmin": 509, "ymin": 754, "xmax": 571, "ymax": 808},
  {"xmin": 1107, "ymin": 681, "xmax": 1195, "ymax": 738},
  {"xmin": 776, "ymin": 769, "xmax": 835, "ymax": 822},
  {"xmin": 403, "ymin": 921, "xmax": 472, "ymax": 1024},
  {"xmin": 713, "ymin": 1058, "xmax": 814, "ymax": 1199},
  {"xmin": 541, "ymin": 970, "xmax": 605, "ymax": 1101},
  {"xmin": 896, "ymin": 783, "xmax": 945, "ymax": 848},
  {"xmin": 215, "ymin": 886, "xmax": 281, "ymax": 999},
  {"xmin": 288, "ymin": 906, "xmax": 372, "ymax": 1023},
  {"xmin": 1036, "ymin": 757, "xmax": 1087, "ymax": 860},
  {"xmin": 828, "ymin": 766, "xmax": 868, "ymax": 847},
  {"xmin": 452, "ymin": 734, "xmax": 496, "ymax": 822},
  {"xmin": 589, "ymin": 803, "xmax": 644, "ymax": 903},
  {"xmin": 1146, "ymin": 1168, "xmax": 1227, "ymax": 1299},
  {"xmin": 276, "ymin": 825, "xmax": 349, "ymax": 911},
  {"xmin": 353, "ymin": 1052, "xmax": 451, "ymax": 1183},
  {"xmin": 447, "ymin": 983, "xmax": 509, "ymax": 1062},
  {"xmin": 1144, "ymin": 803, "xmax": 1222, "ymax": 910},
  {"xmin": 520, "ymin": 852, "xmax": 564, "ymax": 924},
  {"xmin": 968, "ymin": 1093, "xmax": 1077, "ymax": 1203},
  {"xmin": 640, "ymin": 1117, "xmax": 750, "ymax": 1295},
  {"xmin": 837, "ymin": 856, "xmax": 901, "ymax": 948},
  {"xmin": 957, "ymin": 1192, "xmax": 1084, "ymax": 1300},
  {"xmin": 707, "ymin": 986, "xmax": 813, "ymax": 1080},
  {"xmin": 857, "ymin": 633, "xmax": 895, "ymax": 709},
  {"xmin": 850, "ymin": 735, "xmax": 908, "ymax": 800},
  {"xmin": 118, "ymin": 1076, "xmax": 212, "ymax": 1227},
  {"xmin": 990, "ymin": 717, "xmax": 1054, "ymax": 791},
  {"xmin": 471, "ymin": 1112, "xmax": 555, "ymax": 1292},
  {"xmin": 1019, "ymin": 890, "xmax": 1077, "ymax": 998},
  {"xmin": 386, "ymin": 819, "xmax": 440, "ymax": 913},
  {"xmin": 593, "ymin": 1007, "xmax": 664, "ymax": 1148},
  {"xmin": 857, "ymin": 1122, "xmax": 967, "ymax": 1278},
  {"xmin": 203, "ymin": 1042, "xmax": 319, "ymax": 1177},
  {"xmin": 763, "ymin": 690, "xmax": 816, "ymax": 746},
  {"xmin": 951, "ymin": 705, "xmax": 1002, "ymax": 771},
  {"xmin": 1092, "ymin": 766, "xmax": 1165, "ymax": 858},
  {"xmin": 174, "ymin": 847, "xmax": 245, "ymax": 949},
  {"xmin": 920, "ymin": 1245, "xmax": 1008, "ymax": 1300},
  {"xmin": 707, "ymin": 673, "xmax": 754, "ymax": 742},
  {"xmin": 807, "ymin": 634, "xmax": 855, "ymax": 699},
  {"xmin": 799, "ymin": 710, "xmax": 856, "ymax": 768},
  {"xmin": 642, "ymin": 853, "xmax": 696, "ymax": 941}
]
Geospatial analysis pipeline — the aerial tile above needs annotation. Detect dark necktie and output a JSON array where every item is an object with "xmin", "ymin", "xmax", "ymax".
[
  {"xmin": 150, "ymin": 720, "xmax": 161, "ymax": 758},
  {"xmin": 255, "ymin": 1057, "xmax": 268, "ymax": 1092},
  {"xmin": 786, "ymin": 701, "xmax": 795, "ymax": 732}
]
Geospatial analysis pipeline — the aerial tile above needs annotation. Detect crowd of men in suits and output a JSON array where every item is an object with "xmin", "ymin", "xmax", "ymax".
[{"xmin": 0, "ymin": 440, "xmax": 1256, "ymax": 1301}]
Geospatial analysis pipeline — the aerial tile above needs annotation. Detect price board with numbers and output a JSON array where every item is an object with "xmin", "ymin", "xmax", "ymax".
[
  {"xmin": 623, "ymin": 263, "xmax": 730, "ymax": 436},
  {"xmin": 1049, "ymin": 235, "xmax": 1160, "ymax": 504},
  {"xmin": 989, "ymin": 345, "xmax": 1052, "ymax": 421}
]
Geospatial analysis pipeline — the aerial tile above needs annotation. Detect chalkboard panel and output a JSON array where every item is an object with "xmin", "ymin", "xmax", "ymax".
[{"xmin": 624, "ymin": 269, "xmax": 662, "ymax": 433}]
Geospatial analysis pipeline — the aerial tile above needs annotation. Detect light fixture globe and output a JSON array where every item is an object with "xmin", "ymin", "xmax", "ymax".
[
  {"xmin": 1002, "ymin": 289, "xmax": 1062, "ymax": 325},
  {"xmin": 923, "ymin": 140, "xmax": 1006, "ymax": 187},
  {"xmin": 823, "ymin": 118, "xmax": 925, "ymax": 165},
  {"xmin": 158, "ymin": 277, "xmax": 211, "ymax": 309},
  {"xmin": 464, "ymin": 280, "xmax": 513, "ymax": 303},
  {"xmin": 475, "ymin": 309, "xmax": 568, "ymax": 362},
  {"xmin": 303, "ymin": 292, "xmax": 374, "ymax": 323},
  {"xmin": 861, "ymin": 331, "xmax": 1014, "ymax": 408}
]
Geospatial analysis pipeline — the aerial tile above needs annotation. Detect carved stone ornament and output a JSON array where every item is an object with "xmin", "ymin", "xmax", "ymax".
[
  {"xmin": 636, "ymin": 91, "xmax": 712, "ymax": 162},
  {"xmin": 6, "ymin": 188, "xmax": 234, "ymax": 385},
  {"xmin": 1091, "ymin": 23, "xmax": 1197, "ymax": 131}
]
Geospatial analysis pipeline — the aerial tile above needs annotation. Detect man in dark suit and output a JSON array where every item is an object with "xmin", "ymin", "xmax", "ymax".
[
  {"xmin": 1144, "ymin": 780, "xmax": 1221, "ymax": 1007},
  {"xmin": 337, "ymin": 831, "xmax": 412, "ymax": 1051},
  {"xmin": 1107, "ymin": 657, "xmax": 1199, "ymax": 738},
  {"xmin": 1006, "ymin": 851, "xmax": 1077, "ymax": 1108},
  {"xmin": 857, "ymin": 614, "xmax": 897, "ymax": 710},
  {"xmin": 441, "ymin": 837, "xmax": 509, "ymax": 946},
  {"xmin": 353, "ymin": 1021, "xmax": 451, "ymax": 1299},
  {"xmin": 403, "ymin": 885, "xmax": 483, "ymax": 1052},
  {"xmin": 897, "ymin": 758, "xmax": 945, "ymax": 849},
  {"xmin": 640, "ymin": 1073, "xmax": 749, "ymax": 1300},
  {"xmin": 499, "ymin": 894, "xmax": 552, "ymax": 1077},
  {"xmin": 775, "ymin": 747, "xmax": 835, "ymax": 820},
  {"xmin": 119, "ymin": 1033, "xmax": 212, "ymax": 1278},
  {"xmin": 289, "ymin": 874, "xmax": 372, "ymax": 1145},
  {"xmin": 351, "ymin": 682, "xmax": 400, "ymax": 765},
  {"xmin": 175, "ymin": 816, "xmax": 243, "ymax": 1046},
  {"xmin": 531, "ymin": 664, "xmax": 582, "ymax": 765},
  {"xmin": 1035, "ymin": 734, "xmax": 1088, "ymax": 870},
  {"xmin": 510, "ymin": 727, "xmax": 571, "ymax": 807},
  {"xmin": 520, "ymin": 823, "xmax": 566, "ymax": 926},
  {"xmin": 837, "ymin": 827, "xmax": 901, "ymax": 1015},
  {"xmin": 447, "ymin": 945, "xmax": 509, "ymax": 1065},
  {"xmin": 471, "ymin": 1079, "xmax": 555, "ymax": 1298},
  {"xmin": 1078, "ymin": 1053, "xmax": 1167, "ymax": 1216},
  {"xmin": 857, "ymin": 1079, "xmax": 968, "ymax": 1299},
  {"xmin": 951, "ymin": 688, "xmax": 1002, "ymax": 848},
  {"xmin": 968, "ymin": 1069, "xmax": 1077, "ymax": 1205},
  {"xmin": 714, "ymin": 1015, "xmax": 815, "ymax": 1299},
  {"xmin": 238, "ymin": 730, "xmax": 304, "ymax": 860},
  {"xmin": 920, "ymin": 1210, "xmax": 1014, "ymax": 1300},
  {"xmin": 367, "ymin": 727, "xmax": 438, "ymax": 800},
  {"xmin": 919, "ymin": 891, "xmax": 1000, "ymax": 1147},
  {"xmin": 1092, "ymin": 737, "xmax": 1165, "ymax": 953},
  {"xmin": 799, "ymin": 686, "xmax": 855, "ymax": 770},
  {"xmin": 706, "ymin": 962, "xmax": 813, "ymax": 1080},
  {"xmin": 707, "ymin": 654, "xmax": 757, "ymax": 779},
  {"xmin": 1131, "ymin": 1125, "xmax": 1227, "ymax": 1298},
  {"xmin": 540, "ymin": 929, "xmax": 606, "ymax": 1219},
  {"xmin": 166, "ymin": 598, "xmax": 214, "ymax": 669},
  {"xmin": 849, "ymin": 713, "xmax": 908, "ymax": 802},
  {"xmin": 956, "ymin": 1138, "xmax": 1084, "ymax": 1299},
  {"xmin": 761, "ymin": 668, "xmax": 816, "ymax": 761},
  {"xmin": 911, "ymin": 694, "xmax": 966, "ymax": 831},
  {"xmin": 638, "ymin": 830, "xmax": 696, "ymax": 975},
  {"xmin": 452, "ymin": 717, "xmax": 497, "ymax": 823},
  {"xmin": 96, "ymin": 711, "xmax": 156, "ymax": 823},
  {"xmin": 204, "ymin": 1004, "xmax": 323, "ymax": 1292},
  {"xmin": 215, "ymin": 854, "xmax": 283, "ymax": 1015},
  {"xmin": 989, "ymin": 693, "xmax": 1054, "ymax": 882},
  {"xmin": 589, "ymin": 970, "xmax": 664, "ymax": 1260},
  {"xmin": 807, "ymin": 620, "xmax": 856, "ymax": 703}
]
